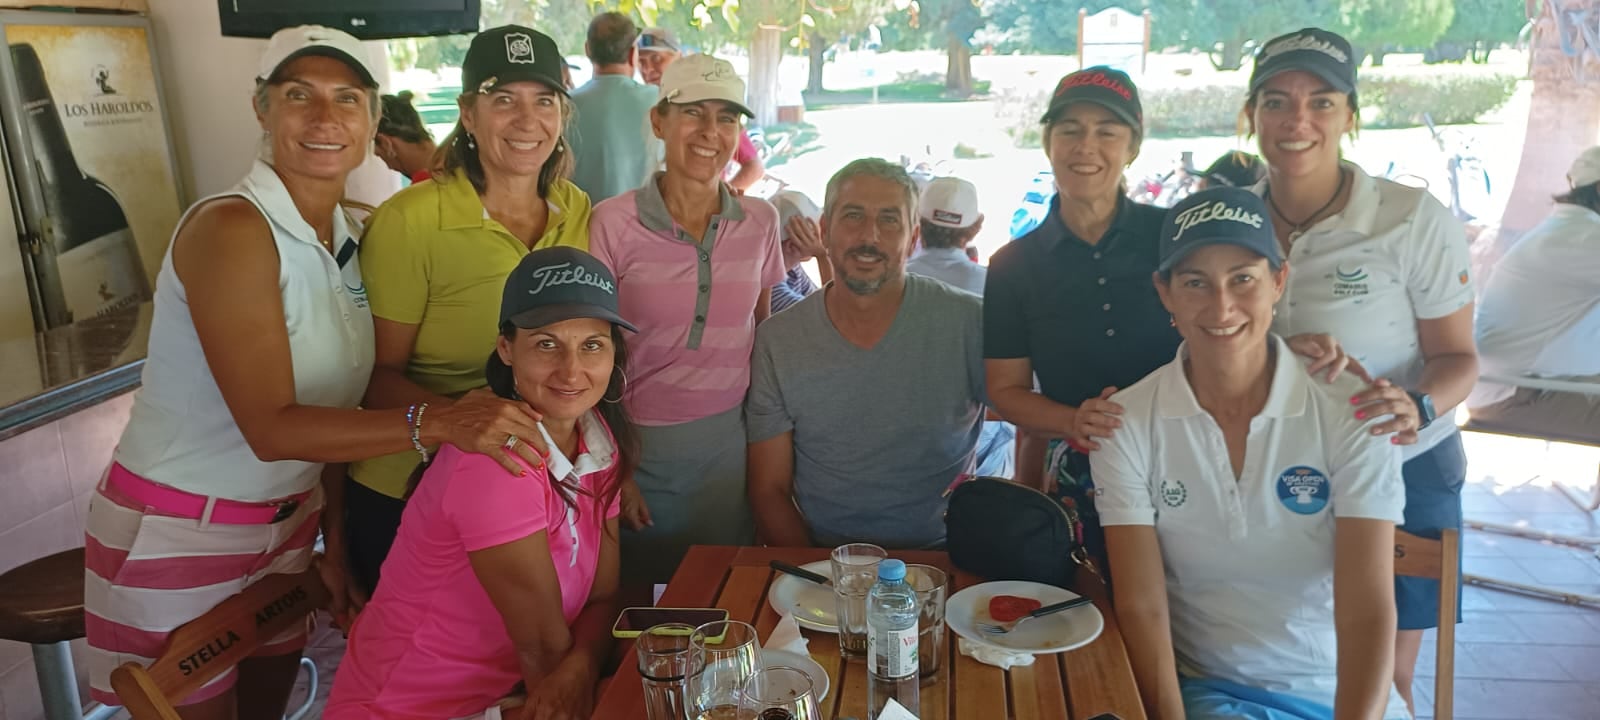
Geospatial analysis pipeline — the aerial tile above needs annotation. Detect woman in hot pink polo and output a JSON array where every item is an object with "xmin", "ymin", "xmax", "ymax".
[
  {"xmin": 327, "ymin": 247, "xmax": 639, "ymax": 720},
  {"xmin": 588, "ymin": 54, "xmax": 784, "ymax": 584}
]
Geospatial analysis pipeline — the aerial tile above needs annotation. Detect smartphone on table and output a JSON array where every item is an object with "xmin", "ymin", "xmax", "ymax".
[{"xmin": 610, "ymin": 607, "xmax": 731, "ymax": 639}]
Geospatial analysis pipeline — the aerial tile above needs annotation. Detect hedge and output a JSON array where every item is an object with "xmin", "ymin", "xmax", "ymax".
[{"xmin": 1001, "ymin": 73, "xmax": 1518, "ymax": 144}]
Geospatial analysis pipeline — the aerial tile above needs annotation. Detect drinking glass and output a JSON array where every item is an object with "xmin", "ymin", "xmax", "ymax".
[
  {"xmin": 687, "ymin": 620, "xmax": 762, "ymax": 720},
  {"xmin": 636, "ymin": 623, "xmax": 696, "ymax": 720},
  {"xmin": 905, "ymin": 564, "xmax": 949, "ymax": 681},
  {"xmin": 830, "ymin": 543, "xmax": 887, "ymax": 659},
  {"xmin": 740, "ymin": 666, "xmax": 821, "ymax": 720}
]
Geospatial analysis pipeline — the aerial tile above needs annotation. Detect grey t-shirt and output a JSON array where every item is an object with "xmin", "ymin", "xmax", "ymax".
[
  {"xmin": 569, "ymin": 75, "xmax": 658, "ymax": 202},
  {"xmin": 746, "ymin": 274, "xmax": 986, "ymax": 548}
]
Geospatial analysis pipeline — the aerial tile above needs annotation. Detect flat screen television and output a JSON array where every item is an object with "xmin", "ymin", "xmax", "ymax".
[{"xmin": 218, "ymin": 0, "xmax": 480, "ymax": 40}]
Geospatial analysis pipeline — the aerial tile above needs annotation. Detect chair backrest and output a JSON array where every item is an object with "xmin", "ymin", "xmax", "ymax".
[
  {"xmin": 109, "ymin": 568, "xmax": 329, "ymax": 719},
  {"xmin": 1394, "ymin": 528, "xmax": 1459, "ymax": 720}
]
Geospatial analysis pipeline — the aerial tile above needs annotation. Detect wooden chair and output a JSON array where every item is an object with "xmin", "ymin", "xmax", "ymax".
[
  {"xmin": 1394, "ymin": 528, "xmax": 1459, "ymax": 720},
  {"xmin": 109, "ymin": 568, "xmax": 329, "ymax": 720}
]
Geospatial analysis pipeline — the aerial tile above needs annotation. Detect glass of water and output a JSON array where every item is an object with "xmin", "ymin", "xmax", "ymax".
[
  {"xmin": 905, "ymin": 564, "xmax": 949, "ymax": 682},
  {"xmin": 687, "ymin": 620, "xmax": 762, "ymax": 720},
  {"xmin": 637, "ymin": 623, "xmax": 696, "ymax": 720},
  {"xmin": 740, "ymin": 666, "xmax": 821, "ymax": 720},
  {"xmin": 830, "ymin": 543, "xmax": 887, "ymax": 659}
]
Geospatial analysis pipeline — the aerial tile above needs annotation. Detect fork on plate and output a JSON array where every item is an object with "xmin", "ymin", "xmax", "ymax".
[{"xmin": 978, "ymin": 595, "xmax": 1095, "ymax": 635}]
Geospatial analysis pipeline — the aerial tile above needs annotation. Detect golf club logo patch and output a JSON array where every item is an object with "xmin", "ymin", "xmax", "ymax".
[
  {"xmin": 1160, "ymin": 478, "xmax": 1187, "ymax": 508},
  {"xmin": 1277, "ymin": 466, "xmax": 1329, "ymax": 515},
  {"xmin": 505, "ymin": 32, "xmax": 535, "ymax": 64}
]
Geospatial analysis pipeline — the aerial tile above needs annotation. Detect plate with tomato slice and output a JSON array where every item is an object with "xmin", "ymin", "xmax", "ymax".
[{"xmin": 946, "ymin": 580, "xmax": 1104, "ymax": 655}]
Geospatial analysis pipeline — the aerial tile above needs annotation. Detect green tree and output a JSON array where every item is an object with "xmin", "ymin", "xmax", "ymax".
[
  {"xmin": 987, "ymin": 0, "xmax": 1121, "ymax": 54},
  {"xmin": 1152, "ymin": 0, "xmax": 1335, "ymax": 71},
  {"xmin": 917, "ymin": 0, "xmax": 987, "ymax": 96},
  {"xmin": 1335, "ymin": 0, "xmax": 1455, "ymax": 65},
  {"xmin": 1436, "ymin": 0, "xmax": 1527, "ymax": 63}
]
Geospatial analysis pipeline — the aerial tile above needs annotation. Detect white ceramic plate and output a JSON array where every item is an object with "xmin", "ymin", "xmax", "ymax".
[
  {"xmin": 761, "ymin": 648, "xmax": 831, "ymax": 701},
  {"xmin": 946, "ymin": 580, "xmax": 1104, "ymax": 655},
  {"xmin": 767, "ymin": 560, "xmax": 838, "ymax": 633}
]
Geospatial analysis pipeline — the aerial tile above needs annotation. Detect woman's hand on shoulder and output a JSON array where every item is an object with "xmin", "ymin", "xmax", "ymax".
[
  {"xmin": 1350, "ymin": 378, "xmax": 1420, "ymax": 446},
  {"xmin": 1286, "ymin": 333, "xmax": 1372, "ymax": 384},
  {"xmin": 1071, "ymin": 386, "xmax": 1123, "ymax": 452},
  {"xmin": 428, "ymin": 389, "xmax": 550, "ymax": 474}
]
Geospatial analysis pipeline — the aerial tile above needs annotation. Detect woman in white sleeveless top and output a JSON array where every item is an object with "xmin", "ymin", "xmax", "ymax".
[{"xmin": 83, "ymin": 27, "xmax": 547, "ymax": 720}]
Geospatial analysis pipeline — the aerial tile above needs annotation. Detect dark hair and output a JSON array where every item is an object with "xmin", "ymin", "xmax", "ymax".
[
  {"xmin": 1555, "ymin": 182, "xmax": 1600, "ymax": 213},
  {"xmin": 378, "ymin": 91, "xmax": 431, "ymax": 144},
  {"xmin": 918, "ymin": 220, "xmax": 973, "ymax": 249},
  {"xmin": 432, "ymin": 90, "xmax": 575, "ymax": 197},
  {"xmin": 587, "ymin": 12, "xmax": 638, "ymax": 66}
]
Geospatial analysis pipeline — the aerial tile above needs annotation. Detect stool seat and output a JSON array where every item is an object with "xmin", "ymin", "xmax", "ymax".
[{"xmin": 0, "ymin": 548, "xmax": 86, "ymax": 645}]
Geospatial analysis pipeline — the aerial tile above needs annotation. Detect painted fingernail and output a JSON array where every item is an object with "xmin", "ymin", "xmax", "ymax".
[
  {"xmin": 1350, "ymin": 396, "xmax": 1361, "ymax": 404},
  {"xmin": 1391, "ymin": 437, "xmax": 1401, "ymax": 444},
  {"xmin": 1355, "ymin": 411, "xmax": 1366, "ymax": 419}
]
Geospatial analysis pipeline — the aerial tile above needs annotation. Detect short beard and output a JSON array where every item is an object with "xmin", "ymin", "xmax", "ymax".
[{"xmin": 842, "ymin": 275, "xmax": 885, "ymax": 295}]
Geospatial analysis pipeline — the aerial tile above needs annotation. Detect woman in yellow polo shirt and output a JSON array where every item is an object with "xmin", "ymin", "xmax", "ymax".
[{"xmin": 346, "ymin": 25, "xmax": 594, "ymax": 594}]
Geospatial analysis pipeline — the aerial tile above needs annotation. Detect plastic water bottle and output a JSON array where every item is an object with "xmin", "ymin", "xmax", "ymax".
[{"xmin": 866, "ymin": 559, "xmax": 919, "ymax": 718}]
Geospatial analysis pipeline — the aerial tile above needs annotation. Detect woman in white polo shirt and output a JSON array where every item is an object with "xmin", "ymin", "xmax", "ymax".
[
  {"xmin": 1243, "ymin": 28, "xmax": 1479, "ymax": 712},
  {"xmin": 1093, "ymin": 187, "xmax": 1408, "ymax": 720}
]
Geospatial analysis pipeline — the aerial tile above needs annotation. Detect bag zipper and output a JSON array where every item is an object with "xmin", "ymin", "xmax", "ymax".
[{"xmin": 977, "ymin": 478, "xmax": 1107, "ymax": 586}]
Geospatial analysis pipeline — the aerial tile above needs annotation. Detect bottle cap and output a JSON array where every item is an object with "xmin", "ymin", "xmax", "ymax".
[{"xmin": 877, "ymin": 559, "xmax": 906, "ymax": 582}]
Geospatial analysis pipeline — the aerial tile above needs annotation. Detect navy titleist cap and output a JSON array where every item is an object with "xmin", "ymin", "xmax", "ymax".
[
  {"xmin": 1158, "ymin": 187, "xmax": 1281, "ymax": 273},
  {"xmin": 499, "ymin": 246, "xmax": 637, "ymax": 333},
  {"xmin": 1250, "ymin": 27, "xmax": 1357, "ymax": 95}
]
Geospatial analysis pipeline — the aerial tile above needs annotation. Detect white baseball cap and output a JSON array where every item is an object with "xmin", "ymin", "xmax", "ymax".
[
  {"xmin": 659, "ymin": 54, "xmax": 752, "ymax": 117},
  {"xmin": 919, "ymin": 177, "xmax": 981, "ymax": 229},
  {"xmin": 771, "ymin": 190, "xmax": 820, "ymax": 227},
  {"xmin": 637, "ymin": 27, "xmax": 681, "ymax": 54},
  {"xmin": 1569, "ymin": 146, "xmax": 1600, "ymax": 188},
  {"xmin": 257, "ymin": 25, "xmax": 378, "ymax": 89}
]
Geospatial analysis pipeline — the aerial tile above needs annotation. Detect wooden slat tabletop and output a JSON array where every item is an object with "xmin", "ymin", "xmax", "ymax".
[{"xmin": 592, "ymin": 546, "xmax": 1147, "ymax": 720}]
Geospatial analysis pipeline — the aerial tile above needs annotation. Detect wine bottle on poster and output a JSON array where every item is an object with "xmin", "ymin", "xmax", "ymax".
[{"xmin": 11, "ymin": 42, "xmax": 149, "ymax": 328}]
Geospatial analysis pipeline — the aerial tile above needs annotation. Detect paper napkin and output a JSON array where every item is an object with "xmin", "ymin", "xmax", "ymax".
[
  {"xmin": 957, "ymin": 637, "xmax": 1036, "ymax": 669},
  {"xmin": 763, "ymin": 612, "xmax": 811, "ymax": 654}
]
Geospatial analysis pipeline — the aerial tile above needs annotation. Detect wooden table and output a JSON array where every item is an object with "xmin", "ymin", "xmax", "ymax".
[{"xmin": 593, "ymin": 546, "xmax": 1147, "ymax": 720}]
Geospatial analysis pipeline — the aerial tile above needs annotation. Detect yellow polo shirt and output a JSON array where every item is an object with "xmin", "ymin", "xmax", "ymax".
[{"xmin": 351, "ymin": 169, "xmax": 592, "ymax": 499}]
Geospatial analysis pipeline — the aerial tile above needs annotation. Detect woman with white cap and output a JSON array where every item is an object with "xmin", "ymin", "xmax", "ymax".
[
  {"xmin": 1243, "ymin": 28, "xmax": 1478, "ymax": 711},
  {"xmin": 82, "ymin": 27, "xmax": 541, "ymax": 718},
  {"xmin": 588, "ymin": 54, "xmax": 785, "ymax": 584},
  {"xmin": 1095, "ymin": 187, "xmax": 1410, "ymax": 720}
]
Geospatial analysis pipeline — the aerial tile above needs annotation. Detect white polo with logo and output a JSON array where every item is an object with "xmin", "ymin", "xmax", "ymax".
[
  {"xmin": 1260, "ymin": 163, "xmax": 1475, "ymax": 459},
  {"xmin": 1091, "ymin": 336, "xmax": 1408, "ymax": 718}
]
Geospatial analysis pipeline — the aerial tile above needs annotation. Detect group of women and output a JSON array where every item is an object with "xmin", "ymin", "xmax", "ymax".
[{"xmin": 77, "ymin": 16, "xmax": 1475, "ymax": 720}]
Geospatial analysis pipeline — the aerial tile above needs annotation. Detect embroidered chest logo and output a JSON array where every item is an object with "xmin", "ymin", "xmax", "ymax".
[
  {"xmin": 1276, "ymin": 466, "xmax": 1330, "ymax": 515},
  {"xmin": 1332, "ymin": 265, "xmax": 1370, "ymax": 297},
  {"xmin": 1160, "ymin": 478, "xmax": 1187, "ymax": 508}
]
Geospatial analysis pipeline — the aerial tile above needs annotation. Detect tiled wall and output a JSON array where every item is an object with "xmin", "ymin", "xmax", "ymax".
[{"xmin": 0, "ymin": 392, "xmax": 134, "ymax": 720}]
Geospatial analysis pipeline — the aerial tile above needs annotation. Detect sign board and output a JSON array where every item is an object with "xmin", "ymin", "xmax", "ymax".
[{"xmin": 1078, "ymin": 8, "xmax": 1150, "ymax": 76}]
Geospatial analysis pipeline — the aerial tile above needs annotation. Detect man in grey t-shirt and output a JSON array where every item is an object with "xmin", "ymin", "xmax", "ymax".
[
  {"xmin": 747, "ymin": 158, "xmax": 987, "ymax": 549},
  {"xmin": 569, "ymin": 13, "xmax": 658, "ymax": 201}
]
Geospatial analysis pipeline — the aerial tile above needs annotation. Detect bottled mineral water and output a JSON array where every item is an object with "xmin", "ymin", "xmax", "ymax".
[{"xmin": 866, "ymin": 559, "xmax": 919, "ymax": 718}]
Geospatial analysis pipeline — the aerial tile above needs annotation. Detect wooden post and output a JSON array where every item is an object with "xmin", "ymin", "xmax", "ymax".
[
  {"xmin": 1141, "ymin": 10, "xmax": 1151, "ymax": 75},
  {"xmin": 748, "ymin": 24, "xmax": 782, "ymax": 128},
  {"xmin": 1077, "ymin": 8, "xmax": 1087, "ymax": 70}
]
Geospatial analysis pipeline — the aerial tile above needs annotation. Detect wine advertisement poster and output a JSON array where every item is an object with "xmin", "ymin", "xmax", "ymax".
[{"xmin": 5, "ymin": 21, "xmax": 181, "ymax": 328}]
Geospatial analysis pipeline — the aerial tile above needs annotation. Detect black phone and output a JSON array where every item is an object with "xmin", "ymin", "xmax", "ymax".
[{"xmin": 610, "ymin": 607, "xmax": 730, "ymax": 638}]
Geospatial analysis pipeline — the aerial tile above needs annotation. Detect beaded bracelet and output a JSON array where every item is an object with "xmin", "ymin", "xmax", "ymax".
[{"xmin": 408, "ymin": 402, "xmax": 431, "ymax": 463}]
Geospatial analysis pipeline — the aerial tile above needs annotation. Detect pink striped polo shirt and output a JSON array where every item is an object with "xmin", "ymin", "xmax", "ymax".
[{"xmin": 589, "ymin": 176, "xmax": 784, "ymax": 426}]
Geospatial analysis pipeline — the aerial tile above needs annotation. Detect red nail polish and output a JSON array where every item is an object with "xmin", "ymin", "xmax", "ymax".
[
  {"xmin": 1350, "ymin": 396, "xmax": 1360, "ymax": 405},
  {"xmin": 1391, "ymin": 436, "xmax": 1401, "ymax": 444},
  {"xmin": 1355, "ymin": 411, "xmax": 1366, "ymax": 419}
]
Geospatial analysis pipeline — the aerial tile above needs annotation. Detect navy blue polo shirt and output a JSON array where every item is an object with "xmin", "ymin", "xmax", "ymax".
[{"xmin": 983, "ymin": 194, "xmax": 1180, "ymax": 408}]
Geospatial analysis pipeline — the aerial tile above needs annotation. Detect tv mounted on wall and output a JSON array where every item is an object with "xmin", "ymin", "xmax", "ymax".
[{"xmin": 218, "ymin": 0, "xmax": 481, "ymax": 40}]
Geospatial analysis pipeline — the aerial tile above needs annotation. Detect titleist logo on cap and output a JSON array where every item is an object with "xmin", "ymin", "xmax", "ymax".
[
  {"xmin": 1171, "ymin": 201, "xmax": 1264, "ymax": 242},
  {"xmin": 1057, "ymin": 71, "xmax": 1132, "ymax": 101},
  {"xmin": 527, "ymin": 262, "xmax": 615, "ymax": 295},
  {"xmin": 1260, "ymin": 34, "xmax": 1349, "ymax": 64},
  {"xmin": 932, "ymin": 209, "xmax": 964, "ymax": 225}
]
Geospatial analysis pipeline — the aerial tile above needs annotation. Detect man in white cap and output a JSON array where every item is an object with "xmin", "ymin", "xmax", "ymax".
[
  {"xmin": 908, "ymin": 176, "xmax": 986, "ymax": 295},
  {"xmin": 635, "ymin": 26, "xmax": 765, "ymax": 192},
  {"xmin": 1468, "ymin": 146, "xmax": 1600, "ymax": 441},
  {"xmin": 769, "ymin": 190, "xmax": 830, "ymax": 313}
]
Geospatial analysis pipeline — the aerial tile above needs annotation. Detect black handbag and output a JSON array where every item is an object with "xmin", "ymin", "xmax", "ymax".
[{"xmin": 944, "ymin": 476, "xmax": 1103, "ymax": 589}]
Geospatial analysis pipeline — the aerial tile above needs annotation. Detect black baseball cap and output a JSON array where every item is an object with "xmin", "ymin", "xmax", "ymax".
[
  {"xmin": 1202, "ymin": 151, "xmax": 1266, "ymax": 189},
  {"xmin": 499, "ymin": 247, "xmax": 637, "ymax": 333},
  {"xmin": 1249, "ymin": 28, "xmax": 1357, "ymax": 96},
  {"xmin": 1040, "ymin": 66, "xmax": 1142, "ymax": 129},
  {"xmin": 1158, "ymin": 187, "xmax": 1281, "ymax": 273},
  {"xmin": 463, "ymin": 25, "xmax": 568, "ymax": 97}
]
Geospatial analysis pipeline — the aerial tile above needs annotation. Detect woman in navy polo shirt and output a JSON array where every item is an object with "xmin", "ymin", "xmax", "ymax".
[
  {"xmin": 1243, "ymin": 28, "xmax": 1479, "ymax": 713},
  {"xmin": 1094, "ymin": 187, "xmax": 1409, "ymax": 720}
]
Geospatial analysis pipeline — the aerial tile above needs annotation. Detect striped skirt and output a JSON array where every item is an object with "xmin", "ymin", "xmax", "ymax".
[{"xmin": 83, "ymin": 467, "xmax": 323, "ymax": 707}]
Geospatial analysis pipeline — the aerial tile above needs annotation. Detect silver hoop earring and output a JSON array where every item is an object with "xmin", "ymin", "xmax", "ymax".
[{"xmin": 602, "ymin": 367, "xmax": 628, "ymax": 404}]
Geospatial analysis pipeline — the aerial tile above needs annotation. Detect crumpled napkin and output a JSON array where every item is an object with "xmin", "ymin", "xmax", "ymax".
[
  {"xmin": 958, "ymin": 637, "xmax": 1036, "ymax": 669},
  {"xmin": 878, "ymin": 698, "xmax": 922, "ymax": 719},
  {"xmin": 763, "ymin": 612, "xmax": 811, "ymax": 654}
]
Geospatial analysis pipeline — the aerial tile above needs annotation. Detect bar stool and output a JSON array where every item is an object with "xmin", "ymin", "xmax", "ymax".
[{"xmin": 0, "ymin": 547, "xmax": 117, "ymax": 720}]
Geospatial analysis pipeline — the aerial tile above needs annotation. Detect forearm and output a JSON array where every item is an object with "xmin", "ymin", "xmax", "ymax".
[
  {"xmin": 245, "ymin": 404, "xmax": 444, "ymax": 465},
  {"xmin": 1417, "ymin": 352, "xmax": 1478, "ymax": 413},
  {"xmin": 815, "ymin": 257, "xmax": 833, "ymax": 285},
  {"xmin": 318, "ymin": 463, "xmax": 349, "ymax": 561},
  {"xmin": 990, "ymin": 386, "xmax": 1075, "ymax": 438},
  {"xmin": 750, "ymin": 487, "xmax": 812, "ymax": 547},
  {"xmin": 1333, "ymin": 602, "xmax": 1396, "ymax": 720},
  {"xmin": 730, "ymin": 161, "xmax": 763, "ymax": 191},
  {"xmin": 364, "ymin": 365, "xmax": 456, "ymax": 410},
  {"xmin": 1116, "ymin": 600, "xmax": 1186, "ymax": 720},
  {"xmin": 562, "ymin": 592, "xmax": 623, "ymax": 680}
]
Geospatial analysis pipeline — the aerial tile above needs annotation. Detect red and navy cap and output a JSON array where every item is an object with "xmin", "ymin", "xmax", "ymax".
[{"xmin": 1041, "ymin": 66, "xmax": 1142, "ymax": 130}]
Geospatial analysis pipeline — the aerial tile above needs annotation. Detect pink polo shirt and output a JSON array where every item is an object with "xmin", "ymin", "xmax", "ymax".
[
  {"xmin": 325, "ymin": 412, "xmax": 620, "ymax": 720},
  {"xmin": 589, "ymin": 177, "xmax": 785, "ymax": 426}
]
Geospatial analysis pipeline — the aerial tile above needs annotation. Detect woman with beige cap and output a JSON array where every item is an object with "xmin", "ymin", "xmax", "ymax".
[{"xmin": 82, "ymin": 26, "xmax": 539, "ymax": 719}]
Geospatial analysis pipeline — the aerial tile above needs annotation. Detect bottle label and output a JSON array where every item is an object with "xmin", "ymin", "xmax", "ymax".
[
  {"xmin": 868, "ymin": 625, "xmax": 919, "ymax": 678},
  {"xmin": 57, "ymin": 227, "xmax": 147, "ymax": 320}
]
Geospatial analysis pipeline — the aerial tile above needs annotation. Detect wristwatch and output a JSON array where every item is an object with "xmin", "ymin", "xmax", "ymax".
[{"xmin": 1406, "ymin": 390, "xmax": 1436, "ymax": 430}]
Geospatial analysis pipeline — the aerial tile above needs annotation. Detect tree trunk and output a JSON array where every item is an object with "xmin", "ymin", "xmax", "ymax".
[
  {"xmin": 1209, "ymin": 38, "xmax": 1246, "ymax": 71},
  {"xmin": 806, "ymin": 31, "xmax": 826, "ymax": 94},
  {"xmin": 1500, "ymin": 0, "xmax": 1600, "ymax": 237},
  {"xmin": 749, "ymin": 25, "xmax": 782, "ymax": 128},
  {"xmin": 945, "ymin": 34, "xmax": 973, "ymax": 96},
  {"xmin": 1370, "ymin": 48, "xmax": 1387, "ymax": 67}
]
